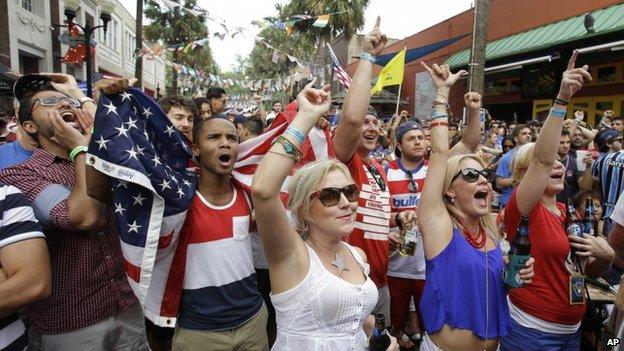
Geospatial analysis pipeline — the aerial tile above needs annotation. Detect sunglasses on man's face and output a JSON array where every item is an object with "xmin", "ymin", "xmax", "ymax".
[
  {"xmin": 451, "ymin": 168, "xmax": 492, "ymax": 183},
  {"xmin": 310, "ymin": 184, "xmax": 359, "ymax": 207}
]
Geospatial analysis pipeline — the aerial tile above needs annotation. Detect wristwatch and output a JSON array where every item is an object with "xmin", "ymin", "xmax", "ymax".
[{"xmin": 78, "ymin": 97, "xmax": 95, "ymax": 107}]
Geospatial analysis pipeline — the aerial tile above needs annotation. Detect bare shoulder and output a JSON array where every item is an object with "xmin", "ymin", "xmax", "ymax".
[{"xmin": 352, "ymin": 246, "xmax": 368, "ymax": 263}]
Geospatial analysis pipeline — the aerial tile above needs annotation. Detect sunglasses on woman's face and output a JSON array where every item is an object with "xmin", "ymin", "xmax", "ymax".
[
  {"xmin": 310, "ymin": 184, "xmax": 359, "ymax": 207},
  {"xmin": 451, "ymin": 168, "xmax": 492, "ymax": 183}
]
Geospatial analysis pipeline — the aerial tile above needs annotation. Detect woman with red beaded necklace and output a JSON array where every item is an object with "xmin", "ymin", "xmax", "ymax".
[
  {"xmin": 416, "ymin": 61, "xmax": 535, "ymax": 351},
  {"xmin": 499, "ymin": 51, "xmax": 614, "ymax": 351}
]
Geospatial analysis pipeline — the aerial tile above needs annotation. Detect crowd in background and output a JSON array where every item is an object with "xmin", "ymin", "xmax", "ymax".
[{"xmin": 1, "ymin": 18, "xmax": 624, "ymax": 351}]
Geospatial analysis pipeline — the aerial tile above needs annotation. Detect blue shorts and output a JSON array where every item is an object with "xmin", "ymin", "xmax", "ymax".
[{"xmin": 500, "ymin": 317, "xmax": 580, "ymax": 351}]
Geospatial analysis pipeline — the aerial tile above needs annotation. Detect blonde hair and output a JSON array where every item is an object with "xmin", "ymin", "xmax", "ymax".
[
  {"xmin": 443, "ymin": 154, "xmax": 499, "ymax": 240},
  {"xmin": 510, "ymin": 143, "xmax": 535, "ymax": 187},
  {"xmin": 288, "ymin": 159, "xmax": 354, "ymax": 233}
]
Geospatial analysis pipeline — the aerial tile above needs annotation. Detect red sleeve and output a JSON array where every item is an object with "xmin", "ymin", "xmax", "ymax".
[{"xmin": 504, "ymin": 189, "xmax": 521, "ymax": 242}]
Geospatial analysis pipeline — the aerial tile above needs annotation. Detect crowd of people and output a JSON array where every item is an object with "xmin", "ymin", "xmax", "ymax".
[{"xmin": 1, "ymin": 17, "xmax": 624, "ymax": 351}]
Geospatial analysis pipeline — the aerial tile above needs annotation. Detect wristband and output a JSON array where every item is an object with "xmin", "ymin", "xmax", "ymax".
[
  {"xmin": 550, "ymin": 107, "xmax": 567, "ymax": 119},
  {"xmin": 360, "ymin": 52, "xmax": 376, "ymax": 63},
  {"xmin": 431, "ymin": 110, "xmax": 449, "ymax": 120},
  {"xmin": 554, "ymin": 98, "xmax": 569, "ymax": 106},
  {"xmin": 284, "ymin": 126, "xmax": 306, "ymax": 144},
  {"xmin": 69, "ymin": 146, "xmax": 88, "ymax": 162}
]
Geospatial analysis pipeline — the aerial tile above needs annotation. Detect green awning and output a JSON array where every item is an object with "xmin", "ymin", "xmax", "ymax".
[{"xmin": 445, "ymin": 3, "xmax": 624, "ymax": 68}]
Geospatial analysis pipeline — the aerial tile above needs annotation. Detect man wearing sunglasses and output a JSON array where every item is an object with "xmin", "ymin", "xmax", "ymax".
[
  {"xmin": 383, "ymin": 120, "xmax": 428, "ymax": 348},
  {"xmin": 0, "ymin": 74, "xmax": 149, "ymax": 350}
]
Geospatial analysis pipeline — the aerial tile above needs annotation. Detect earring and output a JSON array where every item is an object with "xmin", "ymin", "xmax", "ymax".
[{"xmin": 449, "ymin": 197, "xmax": 455, "ymax": 204}]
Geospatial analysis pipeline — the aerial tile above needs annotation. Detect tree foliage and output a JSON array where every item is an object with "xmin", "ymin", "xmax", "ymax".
[
  {"xmin": 144, "ymin": 0, "xmax": 216, "ymax": 92},
  {"xmin": 245, "ymin": 5, "xmax": 316, "ymax": 80},
  {"xmin": 283, "ymin": 0, "xmax": 369, "ymax": 41}
]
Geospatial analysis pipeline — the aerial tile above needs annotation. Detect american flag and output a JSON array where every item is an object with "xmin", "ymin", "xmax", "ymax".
[
  {"xmin": 87, "ymin": 90, "xmax": 334, "ymax": 326},
  {"xmin": 87, "ymin": 88, "xmax": 198, "ymax": 326},
  {"xmin": 326, "ymin": 43, "xmax": 351, "ymax": 89}
]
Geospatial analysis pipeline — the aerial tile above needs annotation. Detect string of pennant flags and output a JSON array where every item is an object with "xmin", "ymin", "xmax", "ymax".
[{"xmin": 136, "ymin": 0, "xmax": 344, "ymax": 91}]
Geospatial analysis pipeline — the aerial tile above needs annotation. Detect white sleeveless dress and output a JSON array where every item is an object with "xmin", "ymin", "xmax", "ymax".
[{"xmin": 270, "ymin": 242, "xmax": 379, "ymax": 351}]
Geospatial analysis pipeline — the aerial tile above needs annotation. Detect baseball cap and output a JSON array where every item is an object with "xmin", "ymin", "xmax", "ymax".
[
  {"xmin": 595, "ymin": 127, "xmax": 621, "ymax": 151},
  {"xmin": 233, "ymin": 114, "xmax": 247, "ymax": 125},
  {"xmin": 395, "ymin": 120, "xmax": 423, "ymax": 157},
  {"xmin": 13, "ymin": 74, "xmax": 52, "ymax": 100}
]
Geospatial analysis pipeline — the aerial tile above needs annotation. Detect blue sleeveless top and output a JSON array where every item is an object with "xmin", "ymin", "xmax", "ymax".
[{"xmin": 420, "ymin": 228, "xmax": 510, "ymax": 339}]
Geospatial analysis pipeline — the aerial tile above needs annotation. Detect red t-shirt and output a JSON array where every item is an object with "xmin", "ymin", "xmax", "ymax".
[
  {"xmin": 504, "ymin": 189, "xmax": 586, "ymax": 324},
  {"xmin": 346, "ymin": 153, "xmax": 391, "ymax": 287}
]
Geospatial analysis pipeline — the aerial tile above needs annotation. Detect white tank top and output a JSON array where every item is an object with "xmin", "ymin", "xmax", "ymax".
[{"xmin": 270, "ymin": 242, "xmax": 379, "ymax": 351}]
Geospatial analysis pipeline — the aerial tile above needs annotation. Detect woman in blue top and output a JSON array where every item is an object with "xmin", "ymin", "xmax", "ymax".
[{"xmin": 416, "ymin": 62, "xmax": 535, "ymax": 351}]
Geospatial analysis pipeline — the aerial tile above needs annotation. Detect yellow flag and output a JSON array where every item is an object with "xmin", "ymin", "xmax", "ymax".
[
  {"xmin": 182, "ymin": 42, "xmax": 194, "ymax": 55},
  {"xmin": 371, "ymin": 48, "xmax": 406, "ymax": 94}
]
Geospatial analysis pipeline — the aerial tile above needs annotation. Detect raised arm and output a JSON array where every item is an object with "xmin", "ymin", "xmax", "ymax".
[
  {"xmin": 333, "ymin": 17, "xmax": 387, "ymax": 163},
  {"xmin": 251, "ymin": 82, "xmax": 331, "ymax": 292},
  {"xmin": 417, "ymin": 62, "xmax": 466, "ymax": 258},
  {"xmin": 516, "ymin": 50, "xmax": 591, "ymax": 214},
  {"xmin": 450, "ymin": 92, "xmax": 483, "ymax": 155}
]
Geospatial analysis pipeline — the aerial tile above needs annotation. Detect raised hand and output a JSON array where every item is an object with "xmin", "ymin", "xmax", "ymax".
[
  {"xmin": 40, "ymin": 73, "xmax": 84, "ymax": 100},
  {"xmin": 363, "ymin": 16, "xmax": 388, "ymax": 56},
  {"xmin": 574, "ymin": 110, "xmax": 585, "ymax": 122},
  {"xmin": 296, "ymin": 79, "xmax": 332, "ymax": 118},
  {"xmin": 604, "ymin": 110, "xmax": 614, "ymax": 119},
  {"xmin": 464, "ymin": 92, "xmax": 482, "ymax": 111},
  {"xmin": 420, "ymin": 62, "xmax": 467, "ymax": 95},
  {"xmin": 557, "ymin": 50, "xmax": 592, "ymax": 101},
  {"xmin": 94, "ymin": 77, "xmax": 137, "ymax": 95}
]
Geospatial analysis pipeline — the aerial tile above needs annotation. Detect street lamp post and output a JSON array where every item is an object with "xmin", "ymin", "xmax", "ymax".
[{"xmin": 60, "ymin": 0, "xmax": 116, "ymax": 97}]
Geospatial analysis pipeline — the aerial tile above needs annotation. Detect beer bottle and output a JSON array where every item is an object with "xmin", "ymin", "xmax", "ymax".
[
  {"xmin": 504, "ymin": 216, "xmax": 531, "ymax": 288},
  {"xmin": 565, "ymin": 199, "xmax": 583, "ymax": 241},
  {"xmin": 369, "ymin": 313, "xmax": 391, "ymax": 351},
  {"xmin": 583, "ymin": 197, "xmax": 596, "ymax": 237},
  {"xmin": 399, "ymin": 220, "xmax": 417, "ymax": 256}
]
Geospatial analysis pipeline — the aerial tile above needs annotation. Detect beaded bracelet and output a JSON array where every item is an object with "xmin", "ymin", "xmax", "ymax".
[
  {"xmin": 360, "ymin": 52, "xmax": 376, "ymax": 63},
  {"xmin": 430, "ymin": 121, "xmax": 449, "ymax": 129},
  {"xmin": 272, "ymin": 135, "xmax": 302, "ymax": 159},
  {"xmin": 284, "ymin": 126, "xmax": 306, "ymax": 144},
  {"xmin": 267, "ymin": 150, "xmax": 296, "ymax": 160},
  {"xmin": 69, "ymin": 146, "xmax": 88, "ymax": 162},
  {"xmin": 432, "ymin": 100, "xmax": 450, "ymax": 110},
  {"xmin": 550, "ymin": 107, "xmax": 567, "ymax": 118}
]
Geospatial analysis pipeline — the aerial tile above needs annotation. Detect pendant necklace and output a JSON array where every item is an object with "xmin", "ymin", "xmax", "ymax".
[{"xmin": 307, "ymin": 237, "xmax": 350, "ymax": 275}]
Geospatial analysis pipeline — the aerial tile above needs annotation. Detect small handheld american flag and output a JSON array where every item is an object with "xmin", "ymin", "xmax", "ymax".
[{"xmin": 326, "ymin": 43, "xmax": 352, "ymax": 89}]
